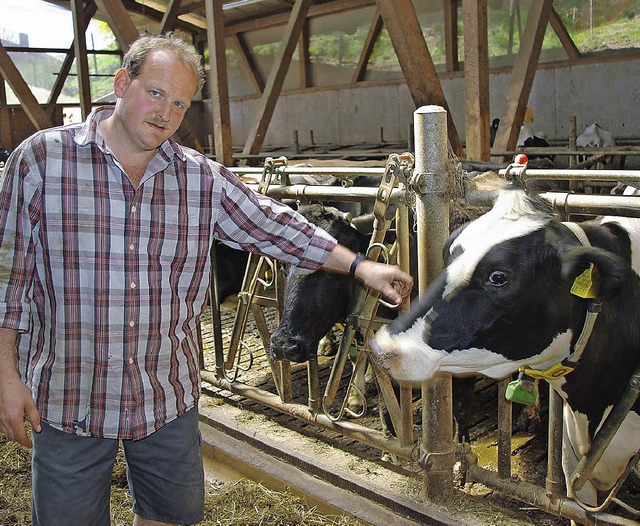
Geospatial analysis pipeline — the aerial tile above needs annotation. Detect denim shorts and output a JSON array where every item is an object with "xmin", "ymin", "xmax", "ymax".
[{"xmin": 31, "ymin": 407, "xmax": 204, "ymax": 526}]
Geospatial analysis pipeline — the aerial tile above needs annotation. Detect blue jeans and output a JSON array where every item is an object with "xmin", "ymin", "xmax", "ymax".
[{"xmin": 31, "ymin": 407, "xmax": 204, "ymax": 526}]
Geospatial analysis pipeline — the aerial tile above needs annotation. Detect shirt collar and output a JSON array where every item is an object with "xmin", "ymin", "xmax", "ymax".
[{"xmin": 73, "ymin": 106, "xmax": 187, "ymax": 165}]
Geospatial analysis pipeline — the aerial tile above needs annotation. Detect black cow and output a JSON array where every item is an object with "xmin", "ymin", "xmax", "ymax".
[
  {"xmin": 268, "ymin": 204, "xmax": 479, "ymax": 439},
  {"xmin": 211, "ymin": 174, "xmax": 381, "ymax": 306},
  {"xmin": 269, "ymin": 204, "xmax": 370, "ymax": 364},
  {"xmin": 371, "ymin": 186, "xmax": 640, "ymax": 509}
]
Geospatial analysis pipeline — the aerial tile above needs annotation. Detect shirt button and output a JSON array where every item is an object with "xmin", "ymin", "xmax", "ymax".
[
  {"xmin": 129, "ymin": 320, "xmax": 135, "ymax": 327},
  {"xmin": 129, "ymin": 244, "xmax": 135, "ymax": 251},
  {"xmin": 128, "ymin": 358, "xmax": 134, "ymax": 364},
  {"xmin": 131, "ymin": 205, "xmax": 137, "ymax": 213},
  {"xmin": 130, "ymin": 282, "xmax": 136, "ymax": 289}
]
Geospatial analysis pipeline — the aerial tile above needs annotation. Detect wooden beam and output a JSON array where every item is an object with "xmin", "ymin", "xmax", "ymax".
[
  {"xmin": 0, "ymin": 77, "xmax": 11, "ymax": 148},
  {"xmin": 443, "ymin": 0, "xmax": 459, "ymax": 72},
  {"xmin": 233, "ymin": 33, "xmax": 264, "ymax": 94},
  {"xmin": 241, "ymin": 0, "xmax": 313, "ymax": 160},
  {"xmin": 298, "ymin": 21, "xmax": 311, "ymax": 89},
  {"xmin": 160, "ymin": 0, "xmax": 183, "ymax": 33},
  {"xmin": 376, "ymin": 0, "xmax": 463, "ymax": 155},
  {"xmin": 121, "ymin": 0, "xmax": 202, "ymax": 33},
  {"xmin": 0, "ymin": 43, "xmax": 53, "ymax": 130},
  {"xmin": 351, "ymin": 8, "xmax": 382, "ymax": 83},
  {"xmin": 71, "ymin": 0, "xmax": 93, "ymax": 119},
  {"xmin": 462, "ymin": 0, "xmax": 490, "ymax": 161},
  {"xmin": 507, "ymin": 0, "xmax": 523, "ymax": 57},
  {"xmin": 94, "ymin": 0, "xmax": 139, "ymax": 53},
  {"xmin": 493, "ymin": 0, "xmax": 552, "ymax": 155},
  {"xmin": 205, "ymin": 0, "xmax": 233, "ymax": 165},
  {"xmin": 47, "ymin": 1, "xmax": 98, "ymax": 113},
  {"xmin": 227, "ymin": 0, "xmax": 375, "ymax": 35},
  {"xmin": 549, "ymin": 7, "xmax": 581, "ymax": 62}
]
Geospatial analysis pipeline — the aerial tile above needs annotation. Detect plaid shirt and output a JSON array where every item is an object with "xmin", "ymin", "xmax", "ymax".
[{"xmin": 0, "ymin": 106, "xmax": 336, "ymax": 439}]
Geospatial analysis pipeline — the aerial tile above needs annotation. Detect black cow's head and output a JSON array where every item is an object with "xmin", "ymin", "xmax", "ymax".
[
  {"xmin": 371, "ymin": 187, "xmax": 631, "ymax": 383},
  {"xmin": 269, "ymin": 205, "xmax": 370, "ymax": 363}
]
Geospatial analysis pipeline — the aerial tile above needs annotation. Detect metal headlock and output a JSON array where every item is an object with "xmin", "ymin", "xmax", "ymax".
[
  {"xmin": 222, "ymin": 156, "xmax": 286, "ymax": 384},
  {"xmin": 202, "ymin": 153, "xmax": 420, "ymax": 462},
  {"xmin": 321, "ymin": 152, "xmax": 415, "ymax": 428},
  {"xmin": 567, "ymin": 366, "xmax": 640, "ymax": 516},
  {"xmin": 204, "ymin": 142, "xmax": 640, "ymax": 524}
]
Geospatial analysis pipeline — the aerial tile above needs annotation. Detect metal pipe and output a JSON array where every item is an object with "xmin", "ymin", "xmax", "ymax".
[
  {"xmin": 233, "ymin": 166, "xmax": 388, "ymax": 177},
  {"xmin": 499, "ymin": 168, "xmax": 640, "ymax": 183},
  {"xmin": 466, "ymin": 461, "xmax": 637, "ymax": 526},
  {"xmin": 414, "ymin": 106, "xmax": 454, "ymax": 501},
  {"xmin": 546, "ymin": 387, "xmax": 564, "ymax": 501},
  {"xmin": 244, "ymin": 183, "xmax": 406, "ymax": 205},
  {"xmin": 307, "ymin": 356, "xmax": 320, "ymax": 412},
  {"xmin": 541, "ymin": 192, "xmax": 640, "ymax": 218},
  {"xmin": 570, "ymin": 368, "xmax": 640, "ymax": 494},
  {"xmin": 201, "ymin": 370, "xmax": 418, "ymax": 461},
  {"xmin": 466, "ymin": 190, "xmax": 640, "ymax": 218},
  {"xmin": 396, "ymin": 204, "xmax": 414, "ymax": 447},
  {"xmin": 497, "ymin": 379, "xmax": 512, "ymax": 479}
]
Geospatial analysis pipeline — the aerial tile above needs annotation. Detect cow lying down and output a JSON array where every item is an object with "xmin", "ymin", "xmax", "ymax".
[{"xmin": 371, "ymin": 185, "xmax": 640, "ymax": 509}]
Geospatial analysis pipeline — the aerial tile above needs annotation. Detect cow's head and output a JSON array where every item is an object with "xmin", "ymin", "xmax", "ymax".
[
  {"xmin": 371, "ymin": 187, "xmax": 630, "ymax": 383},
  {"xmin": 269, "ymin": 205, "xmax": 369, "ymax": 363}
]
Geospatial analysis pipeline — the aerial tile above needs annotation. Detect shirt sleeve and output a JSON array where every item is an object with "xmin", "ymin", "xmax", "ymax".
[
  {"xmin": 0, "ymin": 138, "xmax": 42, "ymax": 331},
  {"xmin": 211, "ymin": 164, "xmax": 337, "ymax": 276}
]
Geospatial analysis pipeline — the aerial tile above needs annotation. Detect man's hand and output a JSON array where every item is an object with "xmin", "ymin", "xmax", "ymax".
[
  {"xmin": 322, "ymin": 245, "xmax": 414, "ymax": 306},
  {"xmin": 353, "ymin": 258, "xmax": 413, "ymax": 306},
  {"xmin": 0, "ymin": 329, "xmax": 41, "ymax": 448},
  {"xmin": 0, "ymin": 369, "xmax": 41, "ymax": 448}
]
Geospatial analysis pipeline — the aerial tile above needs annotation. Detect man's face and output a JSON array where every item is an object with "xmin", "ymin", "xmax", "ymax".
[{"xmin": 113, "ymin": 49, "xmax": 198, "ymax": 152}]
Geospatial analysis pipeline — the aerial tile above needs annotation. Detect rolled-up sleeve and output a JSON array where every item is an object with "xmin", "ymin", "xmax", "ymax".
[
  {"xmin": 0, "ymin": 144, "xmax": 41, "ymax": 332},
  {"xmin": 212, "ymin": 165, "xmax": 337, "ymax": 276}
]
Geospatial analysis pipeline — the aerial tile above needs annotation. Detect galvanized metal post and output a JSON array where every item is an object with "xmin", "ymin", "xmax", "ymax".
[{"xmin": 414, "ymin": 106, "xmax": 454, "ymax": 501}]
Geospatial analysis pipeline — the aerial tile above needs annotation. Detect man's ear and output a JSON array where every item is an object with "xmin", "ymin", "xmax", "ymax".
[{"xmin": 113, "ymin": 68, "xmax": 130, "ymax": 99}]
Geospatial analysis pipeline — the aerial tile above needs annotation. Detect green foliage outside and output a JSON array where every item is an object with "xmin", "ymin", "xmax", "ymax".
[{"xmin": 248, "ymin": 0, "xmax": 639, "ymax": 83}]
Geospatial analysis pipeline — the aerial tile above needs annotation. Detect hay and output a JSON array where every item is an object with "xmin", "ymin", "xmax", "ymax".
[{"xmin": 0, "ymin": 433, "xmax": 363, "ymax": 526}]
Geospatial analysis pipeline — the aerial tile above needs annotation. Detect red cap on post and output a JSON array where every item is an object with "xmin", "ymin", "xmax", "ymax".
[{"xmin": 514, "ymin": 153, "xmax": 529, "ymax": 165}]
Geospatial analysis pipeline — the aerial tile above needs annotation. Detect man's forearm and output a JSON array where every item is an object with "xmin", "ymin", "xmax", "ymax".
[
  {"xmin": 320, "ymin": 244, "xmax": 357, "ymax": 275},
  {"xmin": 0, "ymin": 328, "xmax": 20, "ymax": 378}
]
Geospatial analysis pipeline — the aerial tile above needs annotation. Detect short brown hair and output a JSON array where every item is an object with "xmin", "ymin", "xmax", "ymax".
[{"xmin": 122, "ymin": 34, "xmax": 205, "ymax": 91}]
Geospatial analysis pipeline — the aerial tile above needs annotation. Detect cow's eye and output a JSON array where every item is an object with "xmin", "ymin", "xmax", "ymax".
[{"xmin": 487, "ymin": 270, "xmax": 509, "ymax": 287}]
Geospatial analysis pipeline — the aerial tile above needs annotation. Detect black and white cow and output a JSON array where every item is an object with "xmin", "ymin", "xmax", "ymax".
[{"xmin": 371, "ymin": 185, "xmax": 640, "ymax": 508}]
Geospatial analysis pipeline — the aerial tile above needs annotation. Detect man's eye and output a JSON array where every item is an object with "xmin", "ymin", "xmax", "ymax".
[{"xmin": 487, "ymin": 270, "xmax": 509, "ymax": 287}]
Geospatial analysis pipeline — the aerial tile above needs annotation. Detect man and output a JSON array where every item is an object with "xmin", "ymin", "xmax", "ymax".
[{"xmin": 0, "ymin": 34, "xmax": 412, "ymax": 526}]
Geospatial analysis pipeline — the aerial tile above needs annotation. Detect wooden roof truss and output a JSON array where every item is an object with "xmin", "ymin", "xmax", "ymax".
[{"xmin": 0, "ymin": 0, "xmax": 614, "ymax": 162}]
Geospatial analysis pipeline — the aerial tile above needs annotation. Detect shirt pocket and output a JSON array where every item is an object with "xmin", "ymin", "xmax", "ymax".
[{"xmin": 156, "ymin": 209, "xmax": 206, "ymax": 266}]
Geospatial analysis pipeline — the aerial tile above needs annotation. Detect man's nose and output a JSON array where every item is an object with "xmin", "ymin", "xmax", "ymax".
[{"xmin": 156, "ymin": 101, "xmax": 172, "ymax": 122}]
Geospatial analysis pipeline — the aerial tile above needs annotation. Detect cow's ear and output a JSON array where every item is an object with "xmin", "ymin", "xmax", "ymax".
[
  {"xmin": 443, "ymin": 222, "xmax": 469, "ymax": 263},
  {"xmin": 561, "ymin": 247, "xmax": 630, "ymax": 300}
]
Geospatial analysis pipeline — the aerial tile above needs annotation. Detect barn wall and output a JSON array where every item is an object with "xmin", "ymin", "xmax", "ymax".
[
  {"xmin": 198, "ymin": 58, "xmax": 639, "ymax": 159},
  {"xmin": 1, "ymin": 106, "xmax": 64, "ymax": 150}
]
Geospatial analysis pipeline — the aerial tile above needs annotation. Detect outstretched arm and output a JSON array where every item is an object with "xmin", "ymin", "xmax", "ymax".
[
  {"xmin": 321, "ymin": 244, "xmax": 413, "ymax": 306},
  {"xmin": 0, "ymin": 328, "xmax": 40, "ymax": 448}
]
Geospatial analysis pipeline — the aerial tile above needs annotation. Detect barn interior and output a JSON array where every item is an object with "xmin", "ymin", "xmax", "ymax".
[
  {"xmin": 1, "ymin": 0, "xmax": 639, "ymax": 166},
  {"xmin": 1, "ymin": 1, "xmax": 640, "ymax": 525}
]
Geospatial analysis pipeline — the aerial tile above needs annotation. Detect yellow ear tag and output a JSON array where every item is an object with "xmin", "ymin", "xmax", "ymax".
[{"xmin": 571, "ymin": 263, "xmax": 598, "ymax": 298}]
